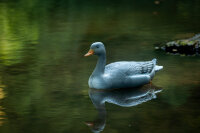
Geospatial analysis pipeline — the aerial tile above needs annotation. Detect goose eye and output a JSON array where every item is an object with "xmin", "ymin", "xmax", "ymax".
[{"xmin": 96, "ymin": 46, "xmax": 99, "ymax": 48}]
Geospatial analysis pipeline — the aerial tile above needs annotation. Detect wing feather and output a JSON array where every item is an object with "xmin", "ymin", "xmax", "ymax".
[{"xmin": 105, "ymin": 61, "xmax": 155, "ymax": 76}]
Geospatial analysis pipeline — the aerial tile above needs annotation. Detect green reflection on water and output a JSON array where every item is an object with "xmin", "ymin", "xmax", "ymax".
[
  {"xmin": 0, "ymin": 0, "xmax": 200, "ymax": 133},
  {"xmin": 0, "ymin": 2, "xmax": 39, "ymax": 65}
]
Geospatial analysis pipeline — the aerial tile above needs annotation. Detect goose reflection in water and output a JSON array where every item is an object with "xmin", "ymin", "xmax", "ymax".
[{"xmin": 85, "ymin": 84, "xmax": 162, "ymax": 133}]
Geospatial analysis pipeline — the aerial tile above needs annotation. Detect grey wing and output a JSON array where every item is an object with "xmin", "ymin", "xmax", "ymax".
[
  {"xmin": 125, "ymin": 61, "xmax": 155, "ymax": 76},
  {"xmin": 105, "ymin": 61, "xmax": 155, "ymax": 76}
]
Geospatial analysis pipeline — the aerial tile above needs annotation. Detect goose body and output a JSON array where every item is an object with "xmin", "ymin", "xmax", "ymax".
[{"xmin": 85, "ymin": 42, "xmax": 163, "ymax": 89}]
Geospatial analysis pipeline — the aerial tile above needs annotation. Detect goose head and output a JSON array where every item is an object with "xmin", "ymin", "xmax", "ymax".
[{"xmin": 85, "ymin": 42, "xmax": 106, "ymax": 57}]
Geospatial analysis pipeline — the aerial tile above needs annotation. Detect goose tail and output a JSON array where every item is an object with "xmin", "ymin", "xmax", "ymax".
[
  {"xmin": 152, "ymin": 58, "xmax": 163, "ymax": 72},
  {"xmin": 155, "ymin": 65, "xmax": 163, "ymax": 72}
]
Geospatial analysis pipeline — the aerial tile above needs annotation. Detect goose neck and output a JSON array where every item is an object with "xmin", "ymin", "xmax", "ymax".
[{"xmin": 93, "ymin": 54, "xmax": 106, "ymax": 75}]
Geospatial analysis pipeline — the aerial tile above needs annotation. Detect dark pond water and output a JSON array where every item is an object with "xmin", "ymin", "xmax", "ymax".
[{"xmin": 0, "ymin": 0, "xmax": 200, "ymax": 133}]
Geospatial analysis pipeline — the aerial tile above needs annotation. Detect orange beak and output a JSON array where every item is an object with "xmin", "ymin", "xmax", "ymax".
[{"xmin": 84, "ymin": 49, "xmax": 94, "ymax": 57}]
